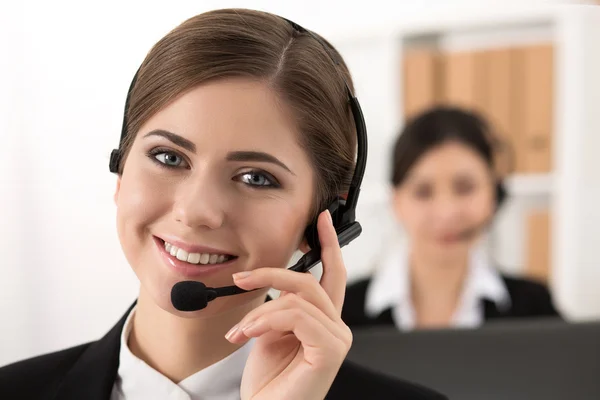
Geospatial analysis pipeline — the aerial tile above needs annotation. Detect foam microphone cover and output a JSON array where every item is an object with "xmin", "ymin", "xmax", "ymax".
[{"xmin": 171, "ymin": 281, "xmax": 210, "ymax": 311}]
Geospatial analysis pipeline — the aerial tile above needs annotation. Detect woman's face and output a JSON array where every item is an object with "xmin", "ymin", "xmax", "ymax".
[
  {"xmin": 392, "ymin": 141, "xmax": 495, "ymax": 257},
  {"xmin": 114, "ymin": 78, "xmax": 315, "ymax": 316}
]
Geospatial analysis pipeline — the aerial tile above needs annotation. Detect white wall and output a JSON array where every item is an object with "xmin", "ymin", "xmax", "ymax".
[
  {"xmin": 0, "ymin": 1, "xmax": 34, "ymax": 362},
  {"xmin": 1, "ymin": 0, "xmax": 597, "ymax": 367},
  {"xmin": 552, "ymin": 6, "xmax": 600, "ymax": 320}
]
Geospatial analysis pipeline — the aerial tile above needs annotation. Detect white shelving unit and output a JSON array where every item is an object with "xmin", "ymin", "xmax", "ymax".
[
  {"xmin": 505, "ymin": 174, "xmax": 554, "ymax": 196},
  {"xmin": 331, "ymin": 4, "xmax": 600, "ymax": 320}
]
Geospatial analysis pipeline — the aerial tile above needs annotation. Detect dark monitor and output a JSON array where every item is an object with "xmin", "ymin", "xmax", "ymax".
[{"xmin": 347, "ymin": 318, "xmax": 600, "ymax": 400}]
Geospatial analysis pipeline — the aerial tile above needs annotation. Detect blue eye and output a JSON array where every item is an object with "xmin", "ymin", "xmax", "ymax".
[
  {"xmin": 148, "ymin": 149, "xmax": 188, "ymax": 168},
  {"xmin": 239, "ymin": 171, "xmax": 279, "ymax": 188},
  {"xmin": 155, "ymin": 152, "xmax": 181, "ymax": 166}
]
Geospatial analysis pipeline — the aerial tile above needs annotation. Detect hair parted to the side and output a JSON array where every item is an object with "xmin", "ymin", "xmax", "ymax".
[{"xmin": 117, "ymin": 8, "xmax": 357, "ymax": 218}]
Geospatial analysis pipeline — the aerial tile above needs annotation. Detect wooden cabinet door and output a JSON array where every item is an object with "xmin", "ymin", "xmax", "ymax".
[
  {"xmin": 441, "ymin": 50, "xmax": 487, "ymax": 113},
  {"xmin": 514, "ymin": 44, "xmax": 554, "ymax": 173},
  {"xmin": 526, "ymin": 209, "xmax": 551, "ymax": 283},
  {"xmin": 403, "ymin": 49, "xmax": 441, "ymax": 119},
  {"xmin": 479, "ymin": 48, "xmax": 518, "ymax": 175},
  {"xmin": 402, "ymin": 43, "xmax": 554, "ymax": 175}
]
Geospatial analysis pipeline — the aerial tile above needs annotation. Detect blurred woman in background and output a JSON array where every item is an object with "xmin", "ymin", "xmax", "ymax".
[{"xmin": 342, "ymin": 106, "xmax": 561, "ymax": 331}]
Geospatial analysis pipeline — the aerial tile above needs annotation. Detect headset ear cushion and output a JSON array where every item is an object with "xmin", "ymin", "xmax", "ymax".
[
  {"xmin": 496, "ymin": 182, "xmax": 507, "ymax": 209},
  {"xmin": 303, "ymin": 223, "xmax": 319, "ymax": 250},
  {"xmin": 303, "ymin": 198, "xmax": 345, "ymax": 250},
  {"xmin": 109, "ymin": 149, "xmax": 121, "ymax": 174}
]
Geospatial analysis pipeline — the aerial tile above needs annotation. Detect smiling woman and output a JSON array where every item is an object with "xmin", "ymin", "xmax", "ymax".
[{"xmin": 0, "ymin": 8, "xmax": 446, "ymax": 400}]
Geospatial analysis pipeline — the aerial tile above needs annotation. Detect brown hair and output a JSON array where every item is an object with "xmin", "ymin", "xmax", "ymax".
[
  {"xmin": 390, "ymin": 106, "xmax": 512, "ymax": 187},
  {"xmin": 390, "ymin": 106, "xmax": 512, "ymax": 208},
  {"xmin": 117, "ymin": 8, "xmax": 357, "ymax": 218}
]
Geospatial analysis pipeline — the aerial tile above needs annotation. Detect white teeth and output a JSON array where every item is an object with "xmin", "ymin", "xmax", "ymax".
[
  {"xmin": 200, "ymin": 253, "xmax": 210, "ymax": 264},
  {"xmin": 162, "ymin": 241, "xmax": 232, "ymax": 266},
  {"xmin": 176, "ymin": 249, "xmax": 189, "ymax": 261},
  {"xmin": 187, "ymin": 253, "xmax": 201, "ymax": 264}
]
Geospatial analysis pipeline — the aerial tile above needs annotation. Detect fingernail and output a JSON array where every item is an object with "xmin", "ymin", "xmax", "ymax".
[
  {"xmin": 233, "ymin": 271, "xmax": 251, "ymax": 280},
  {"xmin": 241, "ymin": 321, "xmax": 256, "ymax": 333},
  {"xmin": 225, "ymin": 324, "xmax": 239, "ymax": 341},
  {"xmin": 326, "ymin": 209, "xmax": 332, "ymax": 224}
]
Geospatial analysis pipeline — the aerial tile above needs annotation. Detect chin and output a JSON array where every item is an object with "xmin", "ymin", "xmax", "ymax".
[{"xmin": 427, "ymin": 240, "xmax": 468, "ymax": 255}]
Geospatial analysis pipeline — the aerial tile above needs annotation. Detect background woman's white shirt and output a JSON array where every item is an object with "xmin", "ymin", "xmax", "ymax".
[{"xmin": 365, "ymin": 242, "xmax": 511, "ymax": 331}]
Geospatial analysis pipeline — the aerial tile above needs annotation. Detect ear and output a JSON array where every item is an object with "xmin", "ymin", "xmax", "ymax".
[{"xmin": 114, "ymin": 177, "xmax": 121, "ymax": 205}]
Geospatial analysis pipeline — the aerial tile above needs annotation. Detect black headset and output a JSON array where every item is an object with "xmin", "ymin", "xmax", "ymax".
[
  {"xmin": 109, "ymin": 17, "xmax": 368, "ymax": 274},
  {"xmin": 496, "ymin": 182, "xmax": 507, "ymax": 209},
  {"xmin": 491, "ymin": 137, "xmax": 512, "ymax": 211}
]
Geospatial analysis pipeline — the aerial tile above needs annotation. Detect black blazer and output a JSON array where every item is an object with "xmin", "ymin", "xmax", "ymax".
[
  {"xmin": 342, "ymin": 275, "xmax": 562, "ymax": 328},
  {"xmin": 0, "ymin": 302, "xmax": 447, "ymax": 400}
]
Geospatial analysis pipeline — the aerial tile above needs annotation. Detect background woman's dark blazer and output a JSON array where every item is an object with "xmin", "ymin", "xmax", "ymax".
[{"xmin": 342, "ymin": 275, "xmax": 562, "ymax": 328}]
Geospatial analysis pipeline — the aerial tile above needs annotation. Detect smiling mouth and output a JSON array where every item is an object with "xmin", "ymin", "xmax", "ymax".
[{"xmin": 159, "ymin": 239, "xmax": 238, "ymax": 265}]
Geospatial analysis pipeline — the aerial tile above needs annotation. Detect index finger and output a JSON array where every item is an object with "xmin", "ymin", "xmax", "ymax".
[
  {"xmin": 232, "ymin": 266, "xmax": 339, "ymax": 321},
  {"xmin": 317, "ymin": 210, "xmax": 347, "ymax": 313}
]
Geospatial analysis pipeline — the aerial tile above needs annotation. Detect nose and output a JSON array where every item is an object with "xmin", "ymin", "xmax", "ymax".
[
  {"xmin": 433, "ymin": 195, "xmax": 462, "ymax": 223},
  {"xmin": 173, "ymin": 173, "xmax": 225, "ymax": 230}
]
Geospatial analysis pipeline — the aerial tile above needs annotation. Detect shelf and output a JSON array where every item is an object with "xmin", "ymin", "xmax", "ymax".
[
  {"xmin": 356, "ymin": 173, "xmax": 553, "ymax": 207},
  {"xmin": 505, "ymin": 173, "xmax": 553, "ymax": 196}
]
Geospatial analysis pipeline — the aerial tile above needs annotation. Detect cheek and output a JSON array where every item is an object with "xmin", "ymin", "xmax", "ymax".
[
  {"xmin": 464, "ymin": 188, "xmax": 495, "ymax": 219},
  {"xmin": 238, "ymin": 199, "xmax": 310, "ymax": 269},
  {"xmin": 394, "ymin": 197, "xmax": 429, "ymax": 236},
  {"xmin": 469, "ymin": 195, "xmax": 494, "ymax": 221},
  {"xmin": 116, "ymin": 165, "xmax": 172, "ymax": 264}
]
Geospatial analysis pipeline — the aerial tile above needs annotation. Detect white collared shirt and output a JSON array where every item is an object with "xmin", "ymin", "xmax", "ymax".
[
  {"xmin": 365, "ymin": 242, "xmax": 511, "ymax": 331},
  {"xmin": 110, "ymin": 306, "xmax": 254, "ymax": 400}
]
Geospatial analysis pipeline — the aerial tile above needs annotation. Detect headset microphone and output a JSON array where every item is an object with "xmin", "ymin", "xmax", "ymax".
[{"xmin": 171, "ymin": 281, "xmax": 245, "ymax": 312}]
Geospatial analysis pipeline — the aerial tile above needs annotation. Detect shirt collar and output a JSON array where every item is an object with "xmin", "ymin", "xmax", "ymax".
[
  {"xmin": 113, "ymin": 305, "xmax": 253, "ymax": 400},
  {"xmin": 468, "ymin": 246, "xmax": 511, "ymax": 309},
  {"xmin": 365, "ymin": 242, "xmax": 511, "ymax": 324},
  {"xmin": 364, "ymin": 240, "xmax": 409, "ymax": 319}
]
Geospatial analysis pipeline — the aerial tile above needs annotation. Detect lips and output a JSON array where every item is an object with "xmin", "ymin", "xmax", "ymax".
[
  {"xmin": 163, "ymin": 240, "xmax": 234, "ymax": 265},
  {"xmin": 153, "ymin": 236, "xmax": 238, "ymax": 278}
]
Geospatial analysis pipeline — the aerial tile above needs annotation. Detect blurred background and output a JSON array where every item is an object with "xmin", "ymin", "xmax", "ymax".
[{"xmin": 1, "ymin": 0, "xmax": 600, "ymax": 382}]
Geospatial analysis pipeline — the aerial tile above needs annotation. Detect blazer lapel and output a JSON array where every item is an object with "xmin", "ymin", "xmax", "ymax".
[
  {"xmin": 482, "ymin": 298, "xmax": 505, "ymax": 319},
  {"xmin": 376, "ymin": 308, "xmax": 395, "ymax": 325},
  {"xmin": 53, "ymin": 301, "xmax": 136, "ymax": 400}
]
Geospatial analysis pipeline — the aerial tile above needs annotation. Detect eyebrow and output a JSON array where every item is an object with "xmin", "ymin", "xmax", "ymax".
[
  {"xmin": 227, "ymin": 151, "xmax": 295, "ymax": 175},
  {"xmin": 143, "ymin": 129, "xmax": 294, "ymax": 175},
  {"xmin": 143, "ymin": 129, "xmax": 196, "ymax": 153},
  {"xmin": 407, "ymin": 170, "xmax": 478, "ymax": 184}
]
